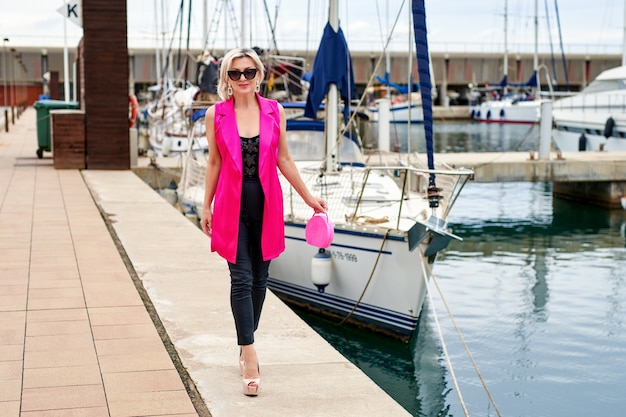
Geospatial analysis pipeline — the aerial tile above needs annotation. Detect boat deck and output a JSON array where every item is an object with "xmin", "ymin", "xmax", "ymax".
[{"xmin": 0, "ymin": 108, "xmax": 410, "ymax": 417}]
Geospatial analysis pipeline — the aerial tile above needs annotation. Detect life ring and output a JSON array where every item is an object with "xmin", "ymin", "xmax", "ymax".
[
  {"xmin": 129, "ymin": 93, "xmax": 139, "ymax": 128},
  {"xmin": 603, "ymin": 117, "xmax": 615, "ymax": 138}
]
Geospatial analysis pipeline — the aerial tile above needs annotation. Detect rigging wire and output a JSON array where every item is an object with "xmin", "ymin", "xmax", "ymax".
[
  {"xmin": 177, "ymin": 0, "xmax": 184, "ymax": 73},
  {"xmin": 420, "ymin": 255, "xmax": 469, "ymax": 417},
  {"xmin": 262, "ymin": 0, "xmax": 281, "ymax": 54},
  {"xmin": 159, "ymin": 2, "xmax": 185, "ymax": 85},
  {"xmin": 552, "ymin": 0, "xmax": 570, "ymax": 90},
  {"xmin": 184, "ymin": 0, "xmax": 193, "ymax": 82},
  {"xmin": 543, "ymin": 0, "xmax": 558, "ymax": 84},
  {"xmin": 304, "ymin": 0, "xmax": 312, "ymax": 63},
  {"xmin": 420, "ymin": 249, "xmax": 504, "ymax": 417}
]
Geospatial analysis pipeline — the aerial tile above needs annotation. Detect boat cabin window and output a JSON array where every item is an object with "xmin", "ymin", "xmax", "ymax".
[
  {"xmin": 583, "ymin": 79, "xmax": 626, "ymax": 94},
  {"xmin": 286, "ymin": 129, "xmax": 363, "ymax": 164}
]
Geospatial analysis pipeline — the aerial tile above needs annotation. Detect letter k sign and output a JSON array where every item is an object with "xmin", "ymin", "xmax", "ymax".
[{"xmin": 57, "ymin": 0, "xmax": 83, "ymax": 28}]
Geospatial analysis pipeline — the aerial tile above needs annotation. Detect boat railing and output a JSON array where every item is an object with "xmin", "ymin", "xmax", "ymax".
[
  {"xmin": 281, "ymin": 160, "xmax": 472, "ymax": 233},
  {"xmin": 554, "ymin": 91, "xmax": 626, "ymax": 112},
  {"xmin": 351, "ymin": 166, "xmax": 473, "ymax": 229}
]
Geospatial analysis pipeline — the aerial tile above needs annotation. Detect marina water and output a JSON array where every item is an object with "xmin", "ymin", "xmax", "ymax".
[{"xmin": 289, "ymin": 122, "xmax": 626, "ymax": 417}]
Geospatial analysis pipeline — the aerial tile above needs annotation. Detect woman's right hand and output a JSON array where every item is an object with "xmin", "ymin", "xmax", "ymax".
[{"xmin": 201, "ymin": 208, "xmax": 213, "ymax": 237}]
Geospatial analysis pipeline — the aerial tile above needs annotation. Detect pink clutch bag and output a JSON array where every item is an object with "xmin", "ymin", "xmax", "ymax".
[{"xmin": 305, "ymin": 212, "xmax": 334, "ymax": 248}]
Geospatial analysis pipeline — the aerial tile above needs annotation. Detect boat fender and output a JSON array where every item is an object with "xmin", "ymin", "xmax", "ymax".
[
  {"xmin": 470, "ymin": 109, "xmax": 475, "ymax": 119},
  {"xmin": 163, "ymin": 180, "xmax": 178, "ymax": 206},
  {"xmin": 129, "ymin": 93, "xmax": 139, "ymax": 128},
  {"xmin": 603, "ymin": 117, "xmax": 615, "ymax": 138},
  {"xmin": 162, "ymin": 136, "xmax": 173, "ymax": 156},
  {"xmin": 578, "ymin": 133, "xmax": 587, "ymax": 151},
  {"xmin": 486, "ymin": 110, "xmax": 491, "ymax": 119},
  {"xmin": 476, "ymin": 110, "xmax": 481, "ymax": 118},
  {"xmin": 499, "ymin": 109, "xmax": 505, "ymax": 118},
  {"xmin": 311, "ymin": 249, "xmax": 332, "ymax": 293}
]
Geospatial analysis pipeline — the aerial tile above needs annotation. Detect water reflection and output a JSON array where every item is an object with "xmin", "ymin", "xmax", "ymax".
[
  {"xmin": 434, "ymin": 182, "xmax": 626, "ymax": 416},
  {"xmin": 530, "ymin": 246, "xmax": 549, "ymax": 317},
  {"xmin": 410, "ymin": 300, "xmax": 451, "ymax": 417},
  {"xmin": 289, "ymin": 180, "xmax": 626, "ymax": 417},
  {"xmin": 291, "ymin": 301, "xmax": 452, "ymax": 416},
  {"xmin": 444, "ymin": 182, "xmax": 626, "ymax": 254}
]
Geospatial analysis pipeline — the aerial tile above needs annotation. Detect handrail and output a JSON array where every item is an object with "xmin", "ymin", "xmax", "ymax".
[
  {"xmin": 363, "ymin": 165, "xmax": 474, "ymax": 177},
  {"xmin": 348, "ymin": 165, "xmax": 473, "ymax": 228}
]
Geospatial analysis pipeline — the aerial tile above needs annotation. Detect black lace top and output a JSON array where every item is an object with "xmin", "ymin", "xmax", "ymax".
[{"xmin": 241, "ymin": 135, "xmax": 260, "ymax": 179}]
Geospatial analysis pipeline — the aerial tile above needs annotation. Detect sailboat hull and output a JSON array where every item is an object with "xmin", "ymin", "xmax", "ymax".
[
  {"xmin": 552, "ymin": 77, "xmax": 626, "ymax": 152},
  {"xmin": 368, "ymin": 102, "xmax": 424, "ymax": 124},
  {"xmin": 269, "ymin": 223, "xmax": 429, "ymax": 339},
  {"xmin": 469, "ymin": 99, "xmax": 540, "ymax": 124}
]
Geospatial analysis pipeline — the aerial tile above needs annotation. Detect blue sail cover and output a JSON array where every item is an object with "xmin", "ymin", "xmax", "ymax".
[
  {"xmin": 488, "ymin": 72, "xmax": 537, "ymax": 89},
  {"xmin": 375, "ymin": 73, "xmax": 419, "ymax": 94},
  {"xmin": 304, "ymin": 23, "xmax": 355, "ymax": 121},
  {"xmin": 412, "ymin": 0, "xmax": 435, "ymax": 174}
]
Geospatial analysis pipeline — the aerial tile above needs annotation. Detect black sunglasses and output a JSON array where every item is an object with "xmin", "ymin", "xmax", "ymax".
[{"xmin": 227, "ymin": 68, "xmax": 258, "ymax": 81}]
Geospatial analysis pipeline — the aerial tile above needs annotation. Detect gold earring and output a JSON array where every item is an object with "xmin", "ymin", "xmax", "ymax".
[{"xmin": 227, "ymin": 84, "xmax": 233, "ymax": 96}]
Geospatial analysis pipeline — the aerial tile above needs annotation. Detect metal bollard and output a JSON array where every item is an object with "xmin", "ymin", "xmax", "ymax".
[{"xmin": 539, "ymin": 100, "xmax": 552, "ymax": 160}]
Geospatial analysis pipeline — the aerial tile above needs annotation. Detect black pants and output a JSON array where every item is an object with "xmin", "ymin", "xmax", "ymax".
[{"xmin": 227, "ymin": 179, "xmax": 270, "ymax": 346}]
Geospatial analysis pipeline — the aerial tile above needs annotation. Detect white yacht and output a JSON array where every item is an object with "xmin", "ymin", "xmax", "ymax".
[{"xmin": 552, "ymin": 65, "xmax": 626, "ymax": 151}]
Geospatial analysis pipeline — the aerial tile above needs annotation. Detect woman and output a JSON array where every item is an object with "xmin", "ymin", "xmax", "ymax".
[{"xmin": 200, "ymin": 47, "xmax": 327, "ymax": 396}]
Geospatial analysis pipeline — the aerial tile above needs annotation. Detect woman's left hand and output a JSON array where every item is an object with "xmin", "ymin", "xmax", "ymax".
[{"xmin": 308, "ymin": 196, "xmax": 327, "ymax": 213}]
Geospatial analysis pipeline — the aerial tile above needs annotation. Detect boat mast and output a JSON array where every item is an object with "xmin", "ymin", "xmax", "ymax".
[
  {"xmin": 534, "ymin": 0, "xmax": 540, "ymax": 91},
  {"xmin": 623, "ymin": 0, "xmax": 626, "ymax": 66},
  {"xmin": 325, "ymin": 0, "xmax": 339, "ymax": 173},
  {"xmin": 154, "ymin": 0, "xmax": 161, "ymax": 83},
  {"xmin": 203, "ymin": 0, "xmax": 208, "ymax": 48},
  {"xmin": 241, "ymin": 0, "xmax": 247, "ymax": 47},
  {"xmin": 385, "ymin": 1, "xmax": 391, "ymax": 101},
  {"xmin": 503, "ymin": 0, "xmax": 508, "ymax": 94},
  {"xmin": 534, "ymin": 0, "xmax": 538, "ymax": 71}
]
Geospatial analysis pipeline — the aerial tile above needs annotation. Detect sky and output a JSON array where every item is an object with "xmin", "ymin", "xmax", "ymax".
[{"xmin": 1, "ymin": 0, "xmax": 625, "ymax": 56}]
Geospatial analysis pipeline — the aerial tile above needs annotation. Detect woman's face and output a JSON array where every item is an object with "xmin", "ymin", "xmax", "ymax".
[{"xmin": 227, "ymin": 57, "xmax": 258, "ymax": 95}]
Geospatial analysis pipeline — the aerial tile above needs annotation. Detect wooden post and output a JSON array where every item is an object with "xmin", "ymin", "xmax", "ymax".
[
  {"xmin": 80, "ymin": 0, "xmax": 129, "ymax": 169},
  {"xmin": 49, "ymin": 71, "xmax": 60, "ymax": 100}
]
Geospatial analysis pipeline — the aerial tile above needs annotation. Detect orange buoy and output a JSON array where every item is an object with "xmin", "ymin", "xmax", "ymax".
[{"xmin": 129, "ymin": 93, "xmax": 139, "ymax": 127}]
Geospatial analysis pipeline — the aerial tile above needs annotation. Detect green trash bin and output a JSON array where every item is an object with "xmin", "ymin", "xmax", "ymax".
[{"xmin": 34, "ymin": 99, "xmax": 79, "ymax": 158}]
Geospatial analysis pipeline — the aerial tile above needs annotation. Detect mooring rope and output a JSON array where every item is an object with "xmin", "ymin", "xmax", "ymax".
[
  {"xmin": 420, "ymin": 248, "xmax": 504, "ymax": 417},
  {"xmin": 338, "ymin": 229, "xmax": 390, "ymax": 326}
]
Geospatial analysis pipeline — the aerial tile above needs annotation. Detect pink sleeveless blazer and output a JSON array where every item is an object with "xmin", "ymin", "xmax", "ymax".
[{"xmin": 211, "ymin": 94, "xmax": 285, "ymax": 263}]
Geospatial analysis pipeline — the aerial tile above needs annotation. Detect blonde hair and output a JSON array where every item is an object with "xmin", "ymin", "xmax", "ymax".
[{"xmin": 217, "ymin": 47, "xmax": 265, "ymax": 101}]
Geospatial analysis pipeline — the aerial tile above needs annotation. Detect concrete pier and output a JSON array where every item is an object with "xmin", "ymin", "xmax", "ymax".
[
  {"xmin": 430, "ymin": 151, "xmax": 626, "ymax": 208},
  {"xmin": 0, "ymin": 108, "xmax": 410, "ymax": 416},
  {"xmin": 357, "ymin": 150, "xmax": 626, "ymax": 208}
]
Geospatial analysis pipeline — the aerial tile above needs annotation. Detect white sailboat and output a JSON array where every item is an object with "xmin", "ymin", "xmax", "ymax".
[
  {"xmin": 367, "ymin": 3, "xmax": 424, "ymax": 124},
  {"xmin": 266, "ymin": 0, "xmax": 473, "ymax": 339},
  {"xmin": 469, "ymin": 0, "xmax": 541, "ymax": 124},
  {"xmin": 147, "ymin": 82, "xmax": 210, "ymax": 157},
  {"xmin": 552, "ymin": 65, "xmax": 626, "ymax": 152},
  {"xmin": 177, "ymin": 0, "xmax": 473, "ymax": 340},
  {"xmin": 552, "ymin": 0, "xmax": 626, "ymax": 152}
]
